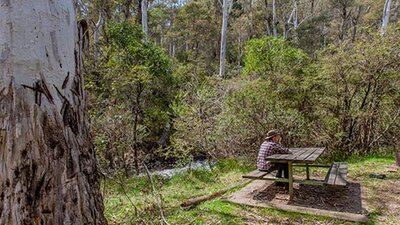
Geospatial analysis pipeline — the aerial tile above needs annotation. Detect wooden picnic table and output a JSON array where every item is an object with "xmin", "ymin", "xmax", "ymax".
[{"xmin": 265, "ymin": 147, "xmax": 326, "ymax": 200}]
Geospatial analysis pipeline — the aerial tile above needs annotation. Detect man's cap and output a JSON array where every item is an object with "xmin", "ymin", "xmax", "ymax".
[{"xmin": 265, "ymin": 130, "xmax": 280, "ymax": 140}]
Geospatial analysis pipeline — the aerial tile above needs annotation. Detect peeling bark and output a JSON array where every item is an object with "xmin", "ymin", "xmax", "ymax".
[{"xmin": 0, "ymin": 0, "xmax": 105, "ymax": 224}]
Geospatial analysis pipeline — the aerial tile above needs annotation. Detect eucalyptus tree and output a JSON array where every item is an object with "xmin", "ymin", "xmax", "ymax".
[
  {"xmin": 381, "ymin": 0, "xmax": 393, "ymax": 36},
  {"xmin": 219, "ymin": 0, "xmax": 230, "ymax": 77},
  {"xmin": 94, "ymin": 10, "xmax": 105, "ymax": 61},
  {"xmin": 142, "ymin": 0, "xmax": 149, "ymax": 35},
  {"xmin": 0, "ymin": 0, "xmax": 105, "ymax": 224},
  {"xmin": 272, "ymin": 0, "xmax": 278, "ymax": 36}
]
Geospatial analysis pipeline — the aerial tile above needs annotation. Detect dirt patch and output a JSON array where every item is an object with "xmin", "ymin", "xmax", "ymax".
[
  {"xmin": 224, "ymin": 180, "xmax": 369, "ymax": 222},
  {"xmin": 254, "ymin": 182, "xmax": 367, "ymax": 215}
]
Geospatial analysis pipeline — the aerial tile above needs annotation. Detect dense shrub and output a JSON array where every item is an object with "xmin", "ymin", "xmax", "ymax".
[
  {"xmin": 314, "ymin": 31, "xmax": 400, "ymax": 156},
  {"xmin": 88, "ymin": 26, "xmax": 400, "ymax": 175},
  {"xmin": 171, "ymin": 33, "xmax": 400, "ymax": 160},
  {"xmin": 244, "ymin": 36, "xmax": 308, "ymax": 77},
  {"xmin": 215, "ymin": 78, "xmax": 310, "ymax": 156},
  {"xmin": 88, "ymin": 21, "xmax": 174, "ymax": 175},
  {"xmin": 166, "ymin": 64, "xmax": 224, "ymax": 163}
]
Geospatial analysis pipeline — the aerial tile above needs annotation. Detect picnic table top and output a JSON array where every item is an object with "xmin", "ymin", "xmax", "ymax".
[{"xmin": 265, "ymin": 147, "xmax": 326, "ymax": 163}]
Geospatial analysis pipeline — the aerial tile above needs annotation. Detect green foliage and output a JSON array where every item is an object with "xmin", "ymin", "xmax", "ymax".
[
  {"xmin": 168, "ymin": 0, "xmax": 220, "ymax": 74},
  {"xmin": 216, "ymin": 78, "xmax": 309, "ymax": 155},
  {"xmin": 313, "ymin": 30, "xmax": 400, "ymax": 155},
  {"xmin": 166, "ymin": 64, "xmax": 223, "ymax": 163},
  {"xmin": 243, "ymin": 37, "xmax": 308, "ymax": 77},
  {"xmin": 89, "ymin": 21, "xmax": 174, "ymax": 174},
  {"xmin": 85, "ymin": 0, "xmax": 400, "ymax": 177}
]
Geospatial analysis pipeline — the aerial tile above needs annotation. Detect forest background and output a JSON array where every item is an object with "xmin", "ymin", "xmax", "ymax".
[{"xmin": 78, "ymin": 0, "xmax": 400, "ymax": 176}]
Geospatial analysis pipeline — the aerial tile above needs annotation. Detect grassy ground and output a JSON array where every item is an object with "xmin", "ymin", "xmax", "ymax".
[{"xmin": 102, "ymin": 155, "xmax": 400, "ymax": 225}]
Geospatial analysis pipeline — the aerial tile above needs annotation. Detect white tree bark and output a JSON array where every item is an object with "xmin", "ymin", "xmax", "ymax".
[
  {"xmin": 142, "ymin": 0, "xmax": 148, "ymax": 36},
  {"xmin": 284, "ymin": 8, "xmax": 295, "ymax": 39},
  {"xmin": 94, "ymin": 11, "xmax": 105, "ymax": 62},
  {"xmin": 272, "ymin": 0, "xmax": 278, "ymax": 37},
  {"xmin": 292, "ymin": 0, "xmax": 299, "ymax": 43},
  {"xmin": 0, "ymin": 0, "xmax": 105, "ymax": 224},
  {"xmin": 172, "ymin": 39, "xmax": 176, "ymax": 57},
  {"xmin": 381, "ymin": 0, "xmax": 393, "ymax": 36},
  {"xmin": 293, "ymin": 0, "xmax": 298, "ymax": 29},
  {"xmin": 219, "ymin": 0, "xmax": 229, "ymax": 77}
]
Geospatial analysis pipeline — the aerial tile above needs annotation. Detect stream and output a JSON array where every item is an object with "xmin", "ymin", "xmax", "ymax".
[{"xmin": 140, "ymin": 160, "xmax": 216, "ymax": 178}]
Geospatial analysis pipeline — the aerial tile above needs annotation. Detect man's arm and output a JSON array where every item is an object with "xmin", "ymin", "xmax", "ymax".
[{"xmin": 273, "ymin": 143, "xmax": 292, "ymax": 154}]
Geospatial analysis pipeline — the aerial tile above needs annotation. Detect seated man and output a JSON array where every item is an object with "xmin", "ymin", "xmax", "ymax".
[{"xmin": 257, "ymin": 130, "xmax": 292, "ymax": 185}]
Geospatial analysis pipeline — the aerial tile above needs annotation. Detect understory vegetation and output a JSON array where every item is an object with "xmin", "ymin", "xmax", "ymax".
[
  {"xmin": 87, "ymin": 22, "xmax": 400, "ymax": 174},
  {"xmin": 77, "ymin": 0, "xmax": 400, "ymax": 223},
  {"xmin": 102, "ymin": 156, "xmax": 400, "ymax": 224}
]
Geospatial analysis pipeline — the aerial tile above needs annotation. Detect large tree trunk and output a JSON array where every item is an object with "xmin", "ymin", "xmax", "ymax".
[
  {"xmin": 0, "ymin": 0, "xmax": 105, "ymax": 224},
  {"xmin": 219, "ymin": 0, "xmax": 229, "ymax": 77}
]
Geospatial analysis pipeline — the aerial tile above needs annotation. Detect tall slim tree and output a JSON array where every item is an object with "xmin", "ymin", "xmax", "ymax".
[
  {"xmin": 0, "ymin": 0, "xmax": 105, "ymax": 224},
  {"xmin": 219, "ymin": 0, "xmax": 230, "ymax": 77},
  {"xmin": 272, "ymin": 0, "xmax": 278, "ymax": 36},
  {"xmin": 94, "ymin": 11, "xmax": 105, "ymax": 61},
  {"xmin": 142, "ymin": 0, "xmax": 149, "ymax": 36},
  {"xmin": 381, "ymin": 0, "xmax": 393, "ymax": 36}
]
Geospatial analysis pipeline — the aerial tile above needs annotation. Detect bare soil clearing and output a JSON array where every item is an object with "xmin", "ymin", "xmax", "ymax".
[{"xmin": 224, "ymin": 180, "xmax": 369, "ymax": 222}]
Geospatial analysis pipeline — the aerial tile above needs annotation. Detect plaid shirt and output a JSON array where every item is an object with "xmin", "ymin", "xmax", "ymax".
[{"xmin": 257, "ymin": 140, "xmax": 291, "ymax": 171}]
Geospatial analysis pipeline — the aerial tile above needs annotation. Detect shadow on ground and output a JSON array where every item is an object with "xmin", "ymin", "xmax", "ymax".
[{"xmin": 253, "ymin": 182, "xmax": 368, "ymax": 214}]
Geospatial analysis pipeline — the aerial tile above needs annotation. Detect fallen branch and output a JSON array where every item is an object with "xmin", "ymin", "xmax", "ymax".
[{"xmin": 180, "ymin": 181, "xmax": 250, "ymax": 208}]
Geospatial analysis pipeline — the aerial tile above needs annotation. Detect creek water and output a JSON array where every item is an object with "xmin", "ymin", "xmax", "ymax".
[{"xmin": 140, "ymin": 160, "xmax": 215, "ymax": 178}]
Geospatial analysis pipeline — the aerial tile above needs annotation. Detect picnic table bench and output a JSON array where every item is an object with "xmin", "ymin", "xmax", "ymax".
[
  {"xmin": 243, "ymin": 148, "xmax": 348, "ymax": 200},
  {"xmin": 324, "ymin": 162, "xmax": 348, "ymax": 186}
]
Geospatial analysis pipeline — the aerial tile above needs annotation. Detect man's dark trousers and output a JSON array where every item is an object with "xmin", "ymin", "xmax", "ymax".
[
  {"xmin": 274, "ymin": 163, "xmax": 289, "ymax": 187},
  {"xmin": 274, "ymin": 163, "xmax": 289, "ymax": 178}
]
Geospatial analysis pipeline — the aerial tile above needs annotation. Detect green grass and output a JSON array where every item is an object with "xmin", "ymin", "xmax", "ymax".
[{"xmin": 103, "ymin": 155, "xmax": 400, "ymax": 225}]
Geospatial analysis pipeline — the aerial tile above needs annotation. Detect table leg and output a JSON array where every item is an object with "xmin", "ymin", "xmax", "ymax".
[
  {"xmin": 288, "ymin": 161, "xmax": 294, "ymax": 201},
  {"xmin": 306, "ymin": 164, "xmax": 310, "ymax": 180}
]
